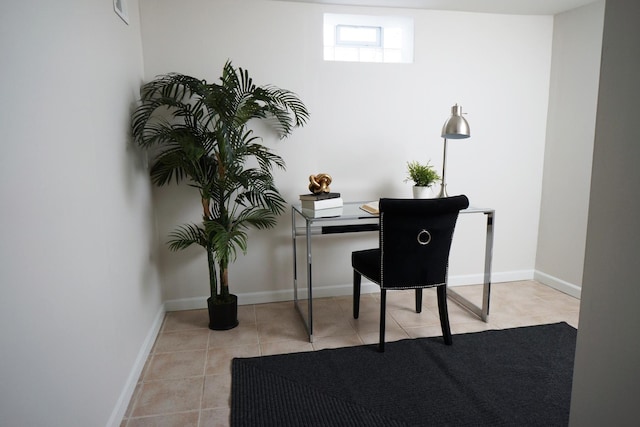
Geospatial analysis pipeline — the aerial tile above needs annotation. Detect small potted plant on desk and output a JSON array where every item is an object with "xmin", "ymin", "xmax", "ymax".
[
  {"xmin": 132, "ymin": 61, "xmax": 309, "ymax": 330},
  {"xmin": 405, "ymin": 160, "xmax": 441, "ymax": 199}
]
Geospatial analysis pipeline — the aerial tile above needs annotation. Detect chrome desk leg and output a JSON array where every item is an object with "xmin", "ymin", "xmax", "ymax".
[
  {"xmin": 292, "ymin": 208, "xmax": 298, "ymax": 306},
  {"xmin": 305, "ymin": 220, "xmax": 313, "ymax": 342},
  {"xmin": 448, "ymin": 210, "xmax": 494, "ymax": 322},
  {"xmin": 291, "ymin": 207, "xmax": 314, "ymax": 342},
  {"xmin": 481, "ymin": 211, "xmax": 494, "ymax": 321}
]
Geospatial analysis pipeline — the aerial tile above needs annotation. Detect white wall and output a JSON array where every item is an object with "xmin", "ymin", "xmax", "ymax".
[
  {"xmin": 0, "ymin": 1, "xmax": 163, "ymax": 426},
  {"xmin": 535, "ymin": 1, "xmax": 604, "ymax": 297},
  {"xmin": 139, "ymin": 0, "xmax": 553, "ymax": 307},
  {"xmin": 570, "ymin": 0, "xmax": 640, "ymax": 424}
]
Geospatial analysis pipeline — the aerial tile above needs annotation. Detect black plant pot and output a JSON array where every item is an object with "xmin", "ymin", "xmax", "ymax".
[{"xmin": 207, "ymin": 294, "xmax": 239, "ymax": 330}]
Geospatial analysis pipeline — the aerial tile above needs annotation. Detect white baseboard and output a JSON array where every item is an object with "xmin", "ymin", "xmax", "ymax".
[
  {"xmin": 163, "ymin": 270, "xmax": 536, "ymax": 310},
  {"xmin": 163, "ymin": 296, "xmax": 209, "ymax": 311},
  {"xmin": 448, "ymin": 269, "xmax": 534, "ymax": 287},
  {"xmin": 533, "ymin": 270, "xmax": 582, "ymax": 298},
  {"xmin": 107, "ymin": 304, "xmax": 166, "ymax": 427},
  {"xmin": 163, "ymin": 282, "xmax": 381, "ymax": 311}
]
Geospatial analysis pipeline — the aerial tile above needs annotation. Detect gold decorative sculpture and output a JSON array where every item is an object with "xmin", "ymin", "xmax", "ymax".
[{"xmin": 308, "ymin": 173, "xmax": 332, "ymax": 194}]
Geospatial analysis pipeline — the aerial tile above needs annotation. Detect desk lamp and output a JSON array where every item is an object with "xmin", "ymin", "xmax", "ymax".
[{"xmin": 438, "ymin": 104, "xmax": 470, "ymax": 198}]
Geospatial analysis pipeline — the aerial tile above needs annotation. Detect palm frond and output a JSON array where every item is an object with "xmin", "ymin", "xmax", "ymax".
[
  {"xmin": 242, "ymin": 184, "xmax": 287, "ymax": 215},
  {"xmin": 235, "ymin": 209, "xmax": 279, "ymax": 230},
  {"xmin": 140, "ymin": 73, "xmax": 206, "ymax": 102},
  {"xmin": 262, "ymin": 85, "xmax": 310, "ymax": 135},
  {"xmin": 167, "ymin": 224, "xmax": 207, "ymax": 251},
  {"xmin": 204, "ymin": 220, "xmax": 249, "ymax": 264},
  {"xmin": 150, "ymin": 148, "xmax": 190, "ymax": 186}
]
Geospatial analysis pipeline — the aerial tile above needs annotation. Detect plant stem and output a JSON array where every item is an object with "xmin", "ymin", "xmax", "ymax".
[
  {"xmin": 202, "ymin": 197, "xmax": 211, "ymax": 220},
  {"xmin": 219, "ymin": 260, "xmax": 230, "ymax": 300},
  {"xmin": 207, "ymin": 248, "xmax": 218, "ymax": 299}
]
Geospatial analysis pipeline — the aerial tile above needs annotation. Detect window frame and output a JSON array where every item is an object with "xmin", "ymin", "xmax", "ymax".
[{"xmin": 323, "ymin": 13, "xmax": 414, "ymax": 64}]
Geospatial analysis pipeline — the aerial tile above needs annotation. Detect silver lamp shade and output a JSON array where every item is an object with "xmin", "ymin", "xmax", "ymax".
[
  {"xmin": 441, "ymin": 104, "xmax": 470, "ymax": 139},
  {"xmin": 438, "ymin": 104, "xmax": 470, "ymax": 198}
]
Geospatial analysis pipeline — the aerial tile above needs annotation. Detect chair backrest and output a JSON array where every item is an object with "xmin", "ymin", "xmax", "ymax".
[{"xmin": 379, "ymin": 195, "xmax": 469, "ymax": 289}]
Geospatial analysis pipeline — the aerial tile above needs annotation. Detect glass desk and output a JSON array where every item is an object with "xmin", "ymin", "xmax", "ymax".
[{"xmin": 291, "ymin": 201, "xmax": 495, "ymax": 343}]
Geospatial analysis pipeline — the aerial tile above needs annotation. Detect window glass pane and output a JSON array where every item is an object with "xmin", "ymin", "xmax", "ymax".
[
  {"xmin": 334, "ymin": 47, "xmax": 360, "ymax": 62},
  {"xmin": 359, "ymin": 47, "xmax": 383, "ymax": 62},
  {"xmin": 323, "ymin": 46, "xmax": 335, "ymax": 61},
  {"xmin": 336, "ymin": 25, "xmax": 381, "ymax": 46},
  {"xmin": 384, "ymin": 49, "xmax": 402, "ymax": 63},
  {"xmin": 384, "ymin": 28, "xmax": 403, "ymax": 49}
]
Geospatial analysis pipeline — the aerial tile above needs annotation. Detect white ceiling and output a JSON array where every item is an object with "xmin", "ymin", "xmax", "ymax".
[{"xmin": 268, "ymin": 0, "xmax": 598, "ymax": 15}]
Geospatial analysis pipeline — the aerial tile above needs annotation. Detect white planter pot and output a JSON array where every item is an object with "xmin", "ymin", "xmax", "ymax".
[{"xmin": 412, "ymin": 186, "xmax": 435, "ymax": 199}]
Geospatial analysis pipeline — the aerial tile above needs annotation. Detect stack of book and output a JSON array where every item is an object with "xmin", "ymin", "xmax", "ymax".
[{"xmin": 300, "ymin": 192, "xmax": 343, "ymax": 216}]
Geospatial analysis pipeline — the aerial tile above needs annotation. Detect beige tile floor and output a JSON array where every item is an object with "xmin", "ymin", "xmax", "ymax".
[{"xmin": 121, "ymin": 280, "xmax": 580, "ymax": 427}]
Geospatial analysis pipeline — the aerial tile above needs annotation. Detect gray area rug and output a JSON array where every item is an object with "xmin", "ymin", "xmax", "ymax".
[{"xmin": 231, "ymin": 322, "xmax": 576, "ymax": 426}]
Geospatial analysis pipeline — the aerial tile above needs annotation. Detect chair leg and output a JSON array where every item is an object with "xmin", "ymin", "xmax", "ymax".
[
  {"xmin": 379, "ymin": 289, "xmax": 386, "ymax": 352},
  {"xmin": 353, "ymin": 270, "xmax": 361, "ymax": 319},
  {"xmin": 415, "ymin": 289, "xmax": 423, "ymax": 313},
  {"xmin": 436, "ymin": 286, "xmax": 453, "ymax": 345}
]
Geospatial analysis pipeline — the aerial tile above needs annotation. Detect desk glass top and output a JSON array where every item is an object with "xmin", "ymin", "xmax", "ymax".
[
  {"xmin": 292, "ymin": 201, "xmax": 377, "ymax": 222},
  {"xmin": 292, "ymin": 201, "xmax": 493, "ymax": 223}
]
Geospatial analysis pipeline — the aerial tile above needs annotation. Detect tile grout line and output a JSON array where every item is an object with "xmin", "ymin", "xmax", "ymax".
[
  {"xmin": 254, "ymin": 304, "xmax": 265, "ymax": 356},
  {"xmin": 198, "ymin": 321, "xmax": 212, "ymax": 427}
]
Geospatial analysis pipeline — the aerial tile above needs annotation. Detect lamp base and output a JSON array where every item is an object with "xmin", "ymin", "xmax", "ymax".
[{"xmin": 437, "ymin": 183, "xmax": 448, "ymax": 198}]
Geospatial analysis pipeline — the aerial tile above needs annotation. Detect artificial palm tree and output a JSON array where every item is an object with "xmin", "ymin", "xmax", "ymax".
[{"xmin": 132, "ymin": 61, "xmax": 309, "ymax": 329}]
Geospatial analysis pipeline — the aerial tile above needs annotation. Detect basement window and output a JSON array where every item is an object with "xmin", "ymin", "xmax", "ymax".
[{"xmin": 324, "ymin": 13, "xmax": 414, "ymax": 64}]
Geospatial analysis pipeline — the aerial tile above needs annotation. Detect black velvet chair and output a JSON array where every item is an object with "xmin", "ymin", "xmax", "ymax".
[{"xmin": 352, "ymin": 195, "xmax": 469, "ymax": 352}]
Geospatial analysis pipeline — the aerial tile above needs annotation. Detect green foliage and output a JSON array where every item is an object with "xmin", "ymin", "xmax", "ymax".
[
  {"xmin": 405, "ymin": 161, "xmax": 440, "ymax": 187},
  {"xmin": 132, "ymin": 61, "xmax": 309, "ymax": 301}
]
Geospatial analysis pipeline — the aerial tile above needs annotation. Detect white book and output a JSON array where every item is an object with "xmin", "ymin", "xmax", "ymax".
[
  {"xmin": 300, "ymin": 197, "xmax": 344, "ymax": 210},
  {"xmin": 301, "ymin": 206, "xmax": 344, "ymax": 218}
]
